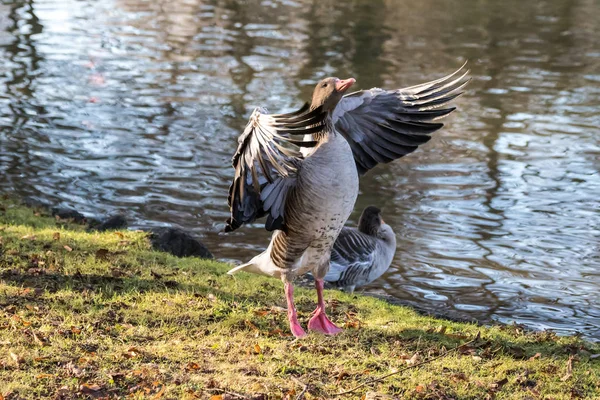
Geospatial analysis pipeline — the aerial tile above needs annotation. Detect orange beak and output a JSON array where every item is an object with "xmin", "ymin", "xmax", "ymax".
[{"xmin": 335, "ymin": 78, "xmax": 355, "ymax": 92}]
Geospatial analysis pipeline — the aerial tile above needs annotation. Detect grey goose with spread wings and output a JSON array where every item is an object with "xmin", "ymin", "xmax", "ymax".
[{"xmin": 226, "ymin": 64, "xmax": 469, "ymax": 337}]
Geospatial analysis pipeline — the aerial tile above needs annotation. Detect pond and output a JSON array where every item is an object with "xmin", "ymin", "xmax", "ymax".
[{"xmin": 1, "ymin": 0, "xmax": 599, "ymax": 339}]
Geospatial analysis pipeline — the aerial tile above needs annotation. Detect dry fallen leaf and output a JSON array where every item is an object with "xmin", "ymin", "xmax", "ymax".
[
  {"xmin": 344, "ymin": 317, "xmax": 361, "ymax": 329},
  {"xmin": 153, "ymin": 386, "xmax": 165, "ymax": 399},
  {"xmin": 21, "ymin": 234, "xmax": 36, "ymax": 240},
  {"xmin": 529, "ymin": 352, "xmax": 541, "ymax": 361},
  {"xmin": 364, "ymin": 392, "xmax": 396, "ymax": 400},
  {"xmin": 266, "ymin": 328, "xmax": 288, "ymax": 337},
  {"xmin": 123, "ymin": 347, "xmax": 141, "ymax": 359},
  {"xmin": 95, "ymin": 249, "xmax": 109, "ymax": 260},
  {"xmin": 186, "ymin": 362, "xmax": 200, "ymax": 371},
  {"xmin": 450, "ymin": 372, "xmax": 468, "ymax": 382},
  {"xmin": 245, "ymin": 320, "xmax": 258, "ymax": 331},
  {"xmin": 10, "ymin": 351, "xmax": 21, "ymax": 365},
  {"xmin": 336, "ymin": 371, "xmax": 350, "ymax": 383},
  {"xmin": 561, "ymin": 355, "xmax": 574, "ymax": 381},
  {"xmin": 36, "ymin": 374, "xmax": 53, "ymax": 379},
  {"xmin": 115, "ymin": 232, "xmax": 124, "ymax": 239},
  {"xmin": 406, "ymin": 353, "xmax": 421, "ymax": 366},
  {"xmin": 80, "ymin": 383, "xmax": 102, "ymax": 393},
  {"xmin": 53, "ymin": 232, "xmax": 60, "ymax": 241},
  {"xmin": 32, "ymin": 332, "xmax": 47, "ymax": 346},
  {"xmin": 209, "ymin": 396, "xmax": 223, "ymax": 400},
  {"xmin": 491, "ymin": 377, "xmax": 509, "ymax": 391},
  {"xmin": 63, "ymin": 245, "xmax": 73, "ymax": 252}
]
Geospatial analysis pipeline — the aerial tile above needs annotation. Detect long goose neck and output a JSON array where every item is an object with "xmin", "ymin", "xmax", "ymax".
[
  {"xmin": 378, "ymin": 225, "xmax": 397, "ymax": 254},
  {"xmin": 309, "ymin": 109, "xmax": 333, "ymax": 142}
]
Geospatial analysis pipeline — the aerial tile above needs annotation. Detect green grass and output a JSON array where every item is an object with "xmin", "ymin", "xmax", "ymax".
[{"xmin": 0, "ymin": 197, "xmax": 599, "ymax": 399}]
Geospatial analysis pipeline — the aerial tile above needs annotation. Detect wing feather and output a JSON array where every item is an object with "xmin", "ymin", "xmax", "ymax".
[
  {"xmin": 225, "ymin": 105, "xmax": 326, "ymax": 232},
  {"xmin": 325, "ymin": 227, "xmax": 377, "ymax": 284},
  {"xmin": 333, "ymin": 63, "xmax": 470, "ymax": 175}
]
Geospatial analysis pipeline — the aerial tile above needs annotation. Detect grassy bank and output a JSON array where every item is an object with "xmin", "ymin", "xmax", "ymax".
[{"xmin": 0, "ymin": 198, "xmax": 598, "ymax": 399}]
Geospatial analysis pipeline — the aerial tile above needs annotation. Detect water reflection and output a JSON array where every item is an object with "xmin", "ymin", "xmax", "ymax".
[{"xmin": 0, "ymin": 0, "xmax": 599, "ymax": 339}]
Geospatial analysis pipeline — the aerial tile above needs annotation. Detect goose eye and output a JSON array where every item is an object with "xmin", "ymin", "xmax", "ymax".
[{"xmin": 322, "ymin": 83, "xmax": 328, "ymax": 88}]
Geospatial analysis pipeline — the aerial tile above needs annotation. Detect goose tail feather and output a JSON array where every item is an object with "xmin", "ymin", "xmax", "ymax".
[
  {"xmin": 227, "ymin": 261, "xmax": 254, "ymax": 275},
  {"xmin": 227, "ymin": 245, "xmax": 285, "ymax": 278}
]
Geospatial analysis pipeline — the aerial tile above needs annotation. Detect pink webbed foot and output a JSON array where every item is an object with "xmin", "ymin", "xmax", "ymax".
[
  {"xmin": 308, "ymin": 279, "xmax": 342, "ymax": 335},
  {"xmin": 308, "ymin": 307, "xmax": 342, "ymax": 335},
  {"xmin": 289, "ymin": 318, "xmax": 307, "ymax": 338},
  {"xmin": 284, "ymin": 281, "xmax": 307, "ymax": 338}
]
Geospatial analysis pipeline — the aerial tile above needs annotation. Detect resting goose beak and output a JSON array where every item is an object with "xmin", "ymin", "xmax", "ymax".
[{"xmin": 336, "ymin": 78, "xmax": 355, "ymax": 92}]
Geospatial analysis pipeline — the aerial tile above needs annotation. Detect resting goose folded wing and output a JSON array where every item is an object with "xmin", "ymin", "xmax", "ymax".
[{"xmin": 326, "ymin": 228, "xmax": 378, "ymax": 283}]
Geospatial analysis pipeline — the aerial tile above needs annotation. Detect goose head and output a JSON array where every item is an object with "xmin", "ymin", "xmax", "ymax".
[
  {"xmin": 310, "ymin": 77, "xmax": 355, "ymax": 112},
  {"xmin": 357, "ymin": 206, "xmax": 383, "ymax": 236},
  {"xmin": 357, "ymin": 206, "xmax": 396, "ymax": 244}
]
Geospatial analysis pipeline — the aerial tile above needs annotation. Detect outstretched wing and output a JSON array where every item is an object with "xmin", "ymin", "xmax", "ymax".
[
  {"xmin": 325, "ymin": 227, "xmax": 377, "ymax": 283},
  {"xmin": 225, "ymin": 104, "xmax": 326, "ymax": 233},
  {"xmin": 333, "ymin": 63, "xmax": 470, "ymax": 175}
]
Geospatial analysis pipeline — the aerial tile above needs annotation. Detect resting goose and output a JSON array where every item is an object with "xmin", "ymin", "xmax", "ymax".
[
  {"xmin": 325, "ymin": 206, "xmax": 396, "ymax": 294},
  {"xmin": 226, "ymin": 64, "xmax": 469, "ymax": 337}
]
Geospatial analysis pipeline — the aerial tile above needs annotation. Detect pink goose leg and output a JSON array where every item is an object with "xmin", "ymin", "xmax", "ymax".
[
  {"xmin": 308, "ymin": 279, "xmax": 342, "ymax": 335},
  {"xmin": 284, "ymin": 282, "xmax": 307, "ymax": 338}
]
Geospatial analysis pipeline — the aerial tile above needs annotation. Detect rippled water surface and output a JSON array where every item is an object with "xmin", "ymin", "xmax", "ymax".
[{"xmin": 1, "ymin": 0, "xmax": 599, "ymax": 339}]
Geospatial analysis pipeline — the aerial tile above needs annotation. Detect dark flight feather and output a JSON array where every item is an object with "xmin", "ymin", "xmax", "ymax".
[
  {"xmin": 333, "ymin": 63, "xmax": 470, "ymax": 175},
  {"xmin": 225, "ymin": 105, "xmax": 326, "ymax": 233}
]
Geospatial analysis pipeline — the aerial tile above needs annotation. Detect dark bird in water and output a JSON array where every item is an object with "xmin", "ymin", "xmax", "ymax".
[
  {"xmin": 226, "ymin": 64, "xmax": 469, "ymax": 337},
  {"xmin": 325, "ymin": 206, "xmax": 396, "ymax": 294}
]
